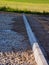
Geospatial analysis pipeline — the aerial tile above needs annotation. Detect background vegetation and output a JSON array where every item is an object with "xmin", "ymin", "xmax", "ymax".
[{"xmin": 0, "ymin": 0, "xmax": 49, "ymax": 13}]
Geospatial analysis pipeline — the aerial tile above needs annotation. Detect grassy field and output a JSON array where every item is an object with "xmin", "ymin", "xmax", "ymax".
[
  {"xmin": 0, "ymin": 0, "xmax": 49, "ymax": 13},
  {"xmin": 3, "ymin": 0, "xmax": 49, "ymax": 3}
]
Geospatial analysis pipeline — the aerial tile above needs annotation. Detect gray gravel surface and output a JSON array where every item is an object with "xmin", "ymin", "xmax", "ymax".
[{"xmin": 0, "ymin": 12, "xmax": 37, "ymax": 65}]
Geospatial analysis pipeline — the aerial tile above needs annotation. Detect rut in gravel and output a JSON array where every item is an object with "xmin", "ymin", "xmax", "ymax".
[{"xmin": 11, "ymin": 15, "xmax": 31, "ymax": 51}]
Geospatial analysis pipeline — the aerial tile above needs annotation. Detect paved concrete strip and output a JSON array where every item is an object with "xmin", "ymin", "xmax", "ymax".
[{"xmin": 23, "ymin": 14, "xmax": 48, "ymax": 65}]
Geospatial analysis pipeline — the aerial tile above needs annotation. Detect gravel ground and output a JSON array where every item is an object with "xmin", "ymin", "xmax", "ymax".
[
  {"xmin": 0, "ymin": 30, "xmax": 36, "ymax": 65},
  {"xmin": 0, "ymin": 51, "xmax": 36, "ymax": 65},
  {"xmin": 0, "ymin": 30, "xmax": 28, "ymax": 52},
  {"xmin": 0, "ymin": 12, "xmax": 37, "ymax": 65}
]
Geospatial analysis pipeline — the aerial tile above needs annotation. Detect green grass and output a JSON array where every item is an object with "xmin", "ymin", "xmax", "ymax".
[
  {"xmin": 0, "ymin": 0, "xmax": 49, "ymax": 13},
  {"xmin": 3, "ymin": 0, "xmax": 49, "ymax": 3}
]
